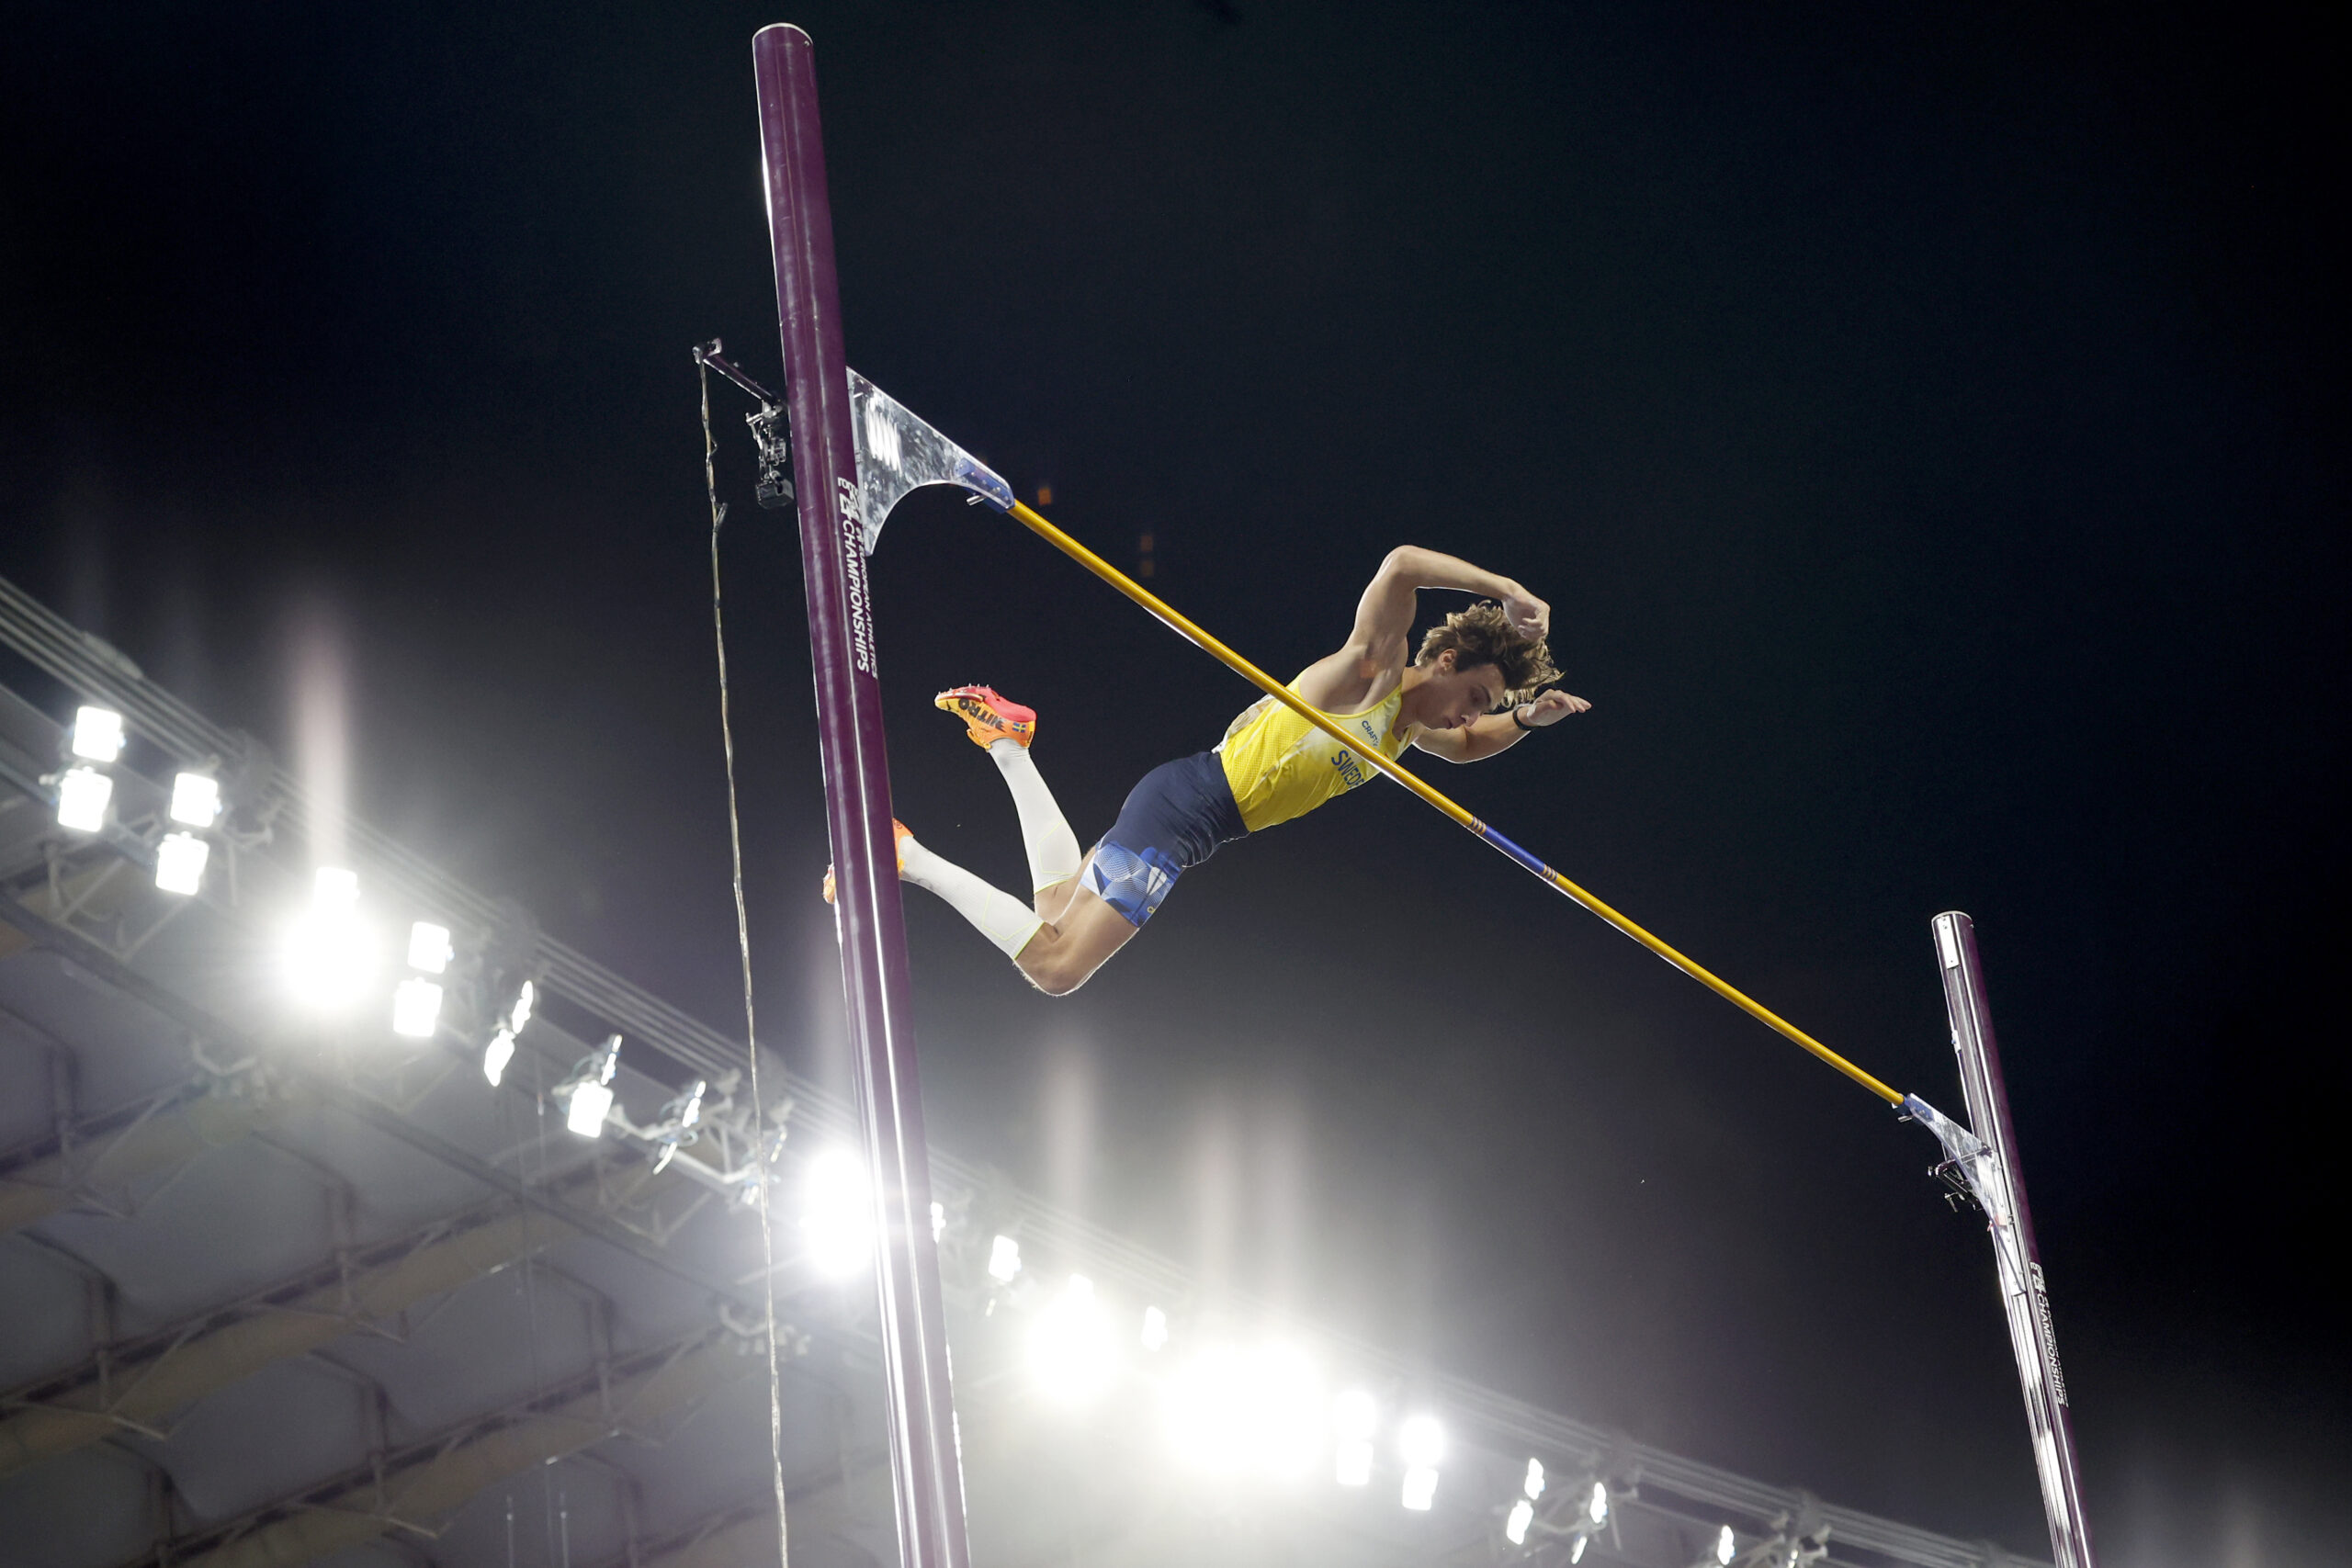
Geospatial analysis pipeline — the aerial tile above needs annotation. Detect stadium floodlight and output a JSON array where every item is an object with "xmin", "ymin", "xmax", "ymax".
[
  {"xmin": 804, "ymin": 1147, "xmax": 874, "ymax": 1277},
  {"xmin": 1399, "ymin": 1415, "xmax": 1442, "ymax": 1511},
  {"xmin": 407, "ymin": 920, "xmax": 453, "ymax": 974},
  {"xmin": 168, "ymin": 772, "xmax": 221, "ymax": 828},
  {"xmin": 482, "ymin": 1028, "xmax": 516, "ymax": 1087},
  {"xmin": 560, "ymin": 1033, "xmax": 621, "ymax": 1137},
  {"xmin": 1524, "ymin": 1457, "xmax": 1546, "ymax": 1500},
  {"xmin": 1716, "ymin": 1524, "xmax": 1737, "ymax": 1565},
  {"xmin": 1400, "ymin": 1415, "xmax": 1443, "ymax": 1469},
  {"xmin": 1333, "ymin": 1388, "xmax": 1375, "ymax": 1486},
  {"xmin": 1587, "ymin": 1480, "xmax": 1608, "ymax": 1525},
  {"xmin": 70, "ymin": 706, "xmax": 124, "ymax": 762},
  {"xmin": 1570, "ymin": 1536, "xmax": 1588, "ymax": 1564},
  {"xmin": 153, "ymin": 831, "xmax": 209, "ymax": 895},
  {"xmin": 1506, "ymin": 1497, "xmax": 1534, "ymax": 1546},
  {"xmin": 650, "ymin": 1079, "xmax": 708, "ymax": 1173},
  {"xmin": 481, "ymin": 978, "xmax": 535, "ymax": 1088},
  {"xmin": 566, "ymin": 1078, "xmax": 614, "ymax": 1136},
  {"xmin": 1251, "ymin": 1346, "xmax": 1325, "ymax": 1479},
  {"xmin": 55, "ymin": 766, "xmax": 113, "ymax": 832},
  {"xmin": 285, "ymin": 867, "xmax": 376, "ymax": 1009},
  {"xmin": 987, "ymin": 1234, "xmax": 1022, "ymax": 1283},
  {"xmin": 1027, "ymin": 1274, "xmax": 1117, "ymax": 1404},
  {"xmin": 1141, "ymin": 1304, "xmax": 1169, "ymax": 1352},
  {"xmin": 1165, "ymin": 1345, "xmax": 1325, "ymax": 1480},
  {"xmin": 391, "ymin": 976, "xmax": 444, "ymax": 1038}
]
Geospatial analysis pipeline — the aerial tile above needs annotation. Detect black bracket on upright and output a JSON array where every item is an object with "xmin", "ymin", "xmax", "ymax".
[{"xmin": 695, "ymin": 340, "xmax": 794, "ymax": 509}]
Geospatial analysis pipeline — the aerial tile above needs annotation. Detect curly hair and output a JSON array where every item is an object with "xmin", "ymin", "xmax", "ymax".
[{"xmin": 1413, "ymin": 602, "xmax": 1560, "ymax": 707}]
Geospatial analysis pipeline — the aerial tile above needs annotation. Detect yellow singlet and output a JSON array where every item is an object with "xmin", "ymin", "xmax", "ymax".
[{"xmin": 1215, "ymin": 683, "xmax": 1412, "ymax": 834}]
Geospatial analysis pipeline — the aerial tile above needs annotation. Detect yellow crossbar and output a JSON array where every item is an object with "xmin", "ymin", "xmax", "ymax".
[{"xmin": 1003, "ymin": 500, "xmax": 1905, "ymax": 1107}]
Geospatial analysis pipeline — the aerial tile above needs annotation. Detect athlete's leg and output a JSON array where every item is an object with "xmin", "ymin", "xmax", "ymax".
[
  {"xmin": 1012, "ymin": 882, "xmax": 1138, "ymax": 996},
  {"xmin": 934, "ymin": 686, "xmax": 1083, "ymax": 909},
  {"xmin": 893, "ymin": 831, "xmax": 1046, "ymax": 960},
  {"xmin": 860, "ymin": 830, "xmax": 1127, "ymax": 995},
  {"xmin": 990, "ymin": 739, "xmax": 1083, "ymax": 901}
]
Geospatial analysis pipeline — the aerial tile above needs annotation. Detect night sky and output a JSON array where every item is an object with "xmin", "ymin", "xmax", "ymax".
[{"xmin": 4, "ymin": 3, "xmax": 2345, "ymax": 1562}]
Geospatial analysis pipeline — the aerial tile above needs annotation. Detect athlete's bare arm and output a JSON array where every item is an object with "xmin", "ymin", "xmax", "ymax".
[
  {"xmin": 1413, "ymin": 688, "xmax": 1591, "ymax": 762},
  {"xmin": 1292, "ymin": 546, "xmax": 1549, "ymax": 713}
]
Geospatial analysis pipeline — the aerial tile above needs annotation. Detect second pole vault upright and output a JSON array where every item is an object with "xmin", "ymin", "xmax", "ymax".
[{"xmin": 753, "ymin": 23, "xmax": 973, "ymax": 1568}]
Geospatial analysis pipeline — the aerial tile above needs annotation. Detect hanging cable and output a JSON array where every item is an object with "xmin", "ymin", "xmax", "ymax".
[{"xmin": 703, "ymin": 355, "xmax": 792, "ymax": 1568}]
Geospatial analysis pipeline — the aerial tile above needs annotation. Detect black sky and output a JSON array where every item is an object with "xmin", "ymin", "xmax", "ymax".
[{"xmin": 4, "ymin": 3, "xmax": 2346, "ymax": 1562}]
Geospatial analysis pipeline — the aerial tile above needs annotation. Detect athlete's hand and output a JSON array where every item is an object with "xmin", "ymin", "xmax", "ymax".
[
  {"xmin": 1499, "ymin": 584, "xmax": 1550, "ymax": 640},
  {"xmin": 1517, "ymin": 690, "xmax": 1589, "ymax": 727}
]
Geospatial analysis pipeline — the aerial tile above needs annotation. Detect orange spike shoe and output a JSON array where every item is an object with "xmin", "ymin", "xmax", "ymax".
[
  {"xmin": 823, "ymin": 819, "xmax": 913, "ymax": 904},
  {"xmin": 933, "ymin": 684, "xmax": 1036, "ymax": 750}
]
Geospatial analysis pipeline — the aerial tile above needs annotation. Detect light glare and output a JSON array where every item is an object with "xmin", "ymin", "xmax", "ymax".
[
  {"xmin": 482, "ymin": 1028, "xmax": 516, "ymax": 1086},
  {"xmin": 407, "ymin": 920, "xmax": 453, "ymax": 973},
  {"xmin": 1570, "ymin": 1536, "xmax": 1588, "ymax": 1564},
  {"xmin": 804, "ymin": 1149, "xmax": 874, "ymax": 1277},
  {"xmin": 1506, "ymin": 1497, "xmax": 1533, "ymax": 1545},
  {"xmin": 1163, "ymin": 1345, "xmax": 1325, "ymax": 1480},
  {"xmin": 56, "ymin": 766, "xmax": 112, "ymax": 832},
  {"xmin": 1587, "ymin": 1480, "xmax": 1608, "ymax": 1525},
  {"xmin": 154, "ymin": 831, "xmax": 209, "ymax": 895},
  {"xmin": 1333, "ymin": 1388, "xmax": 1375, "ymax": 1486},
  {"xmin": 1027, "ymin": 1275, "xmax": 1117, "ymax": 1404},
  {"xmin": 1141, "ymin": 1304, "xmax": 1169, "ymax": 1352},
  {"xmin": 565, "ymin": 1079, "xmax": 614, "ymax": 1137},
  {"xmin": 391, "ymin": 976, "xmax": 444, "ymax": 1038},
  {"xmin": 987, "ymin": 1234, "xmax": 1022, "ymax": 1283},
  {"xmin": 506, "ymin": 978, "xmax": 536, "ymax": 1033},
  {"xmin": 1400, "ymin": 1464, "xmax": 1437, "ymax": 1511},
  {"xmin": 1716, "ymin": 1524, "xmax": 1737, "ymax": 1565},
  {"xmin": 70, "ymin": 706, "xmax": 125, "ymax": 762},
  {"xmin": 930, "ymin": 1200, "xmax": 945, "ymax": 1240},
  {"xmin": 284, "ymin": 884, "xmax": 376, "ymax": 1010},
  {"xmin": 169, "ymin": 773, "xmax": 221, "ymax": 827},
  {"xmin": 1400, "ymin": 1414, "xmax": 1444, "ymax": 1468},
  {"xmin": 1524, "ymin": 1457, "xmax": 1546, "ymax": 1499}
]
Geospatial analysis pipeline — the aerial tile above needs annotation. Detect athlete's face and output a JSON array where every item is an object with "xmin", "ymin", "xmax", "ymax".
[{"xmin": 1419, "ymin": 656, "xmax": 1507, "ymax": 730}]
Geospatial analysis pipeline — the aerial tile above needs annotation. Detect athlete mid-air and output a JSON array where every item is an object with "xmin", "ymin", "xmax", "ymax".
[{"xmin": 827, "ymin": 546, "xmax": 1589, "ymax": 994}]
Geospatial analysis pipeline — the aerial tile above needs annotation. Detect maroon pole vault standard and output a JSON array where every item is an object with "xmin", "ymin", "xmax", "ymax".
[
  {"xmin": 1924, "ymin": 913, "xmax": 2096, "ymax": 1568},
  {"xmin": 752, "ymin": 25, "xmax": 972, "ymax": 1568}
]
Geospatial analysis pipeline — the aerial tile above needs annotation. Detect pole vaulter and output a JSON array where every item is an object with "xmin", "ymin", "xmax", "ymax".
[{"xmin": 734, "ymin": 21, "xmax": 2091, "ymax": 1566}]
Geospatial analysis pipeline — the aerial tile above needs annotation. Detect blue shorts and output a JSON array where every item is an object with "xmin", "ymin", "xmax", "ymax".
[{"xmin": 1081, "ymin": 750, "xmax": 1247, "ymax": 928}]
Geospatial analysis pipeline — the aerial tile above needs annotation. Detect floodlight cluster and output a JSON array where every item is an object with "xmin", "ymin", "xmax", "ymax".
[
  {"xmin": 51, "ymin": 705, "xmax": 232, "ymax": 897},
  {"xmin": 46, "ymin": 704, "xmax": 558, "ymax": 1072},
  {"xmin": 929, "ymin": 1225, "xmax": 1471, "ymax": 1515}
]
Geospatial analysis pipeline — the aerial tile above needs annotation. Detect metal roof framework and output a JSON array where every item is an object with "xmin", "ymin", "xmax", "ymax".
[{"xmin": 0, "ymin": 572, "xmax": 2046, "ymax": 1568}]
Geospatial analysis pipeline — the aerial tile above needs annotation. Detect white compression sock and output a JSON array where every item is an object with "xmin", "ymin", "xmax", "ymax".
[
  {"xmin": 899, "ymin": 833, "xmax": 1046, "ymax": 960},
  {"xmin": 989, "ymin": 739, "xmax": 1083, "ymax": 893}
]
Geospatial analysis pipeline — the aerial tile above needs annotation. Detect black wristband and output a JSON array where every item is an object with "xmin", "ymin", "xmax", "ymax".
[{"xmin": 1511, "ymin": 705, "xmax": 1538, "ymax": 731}]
